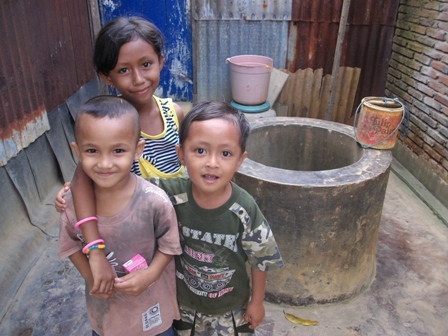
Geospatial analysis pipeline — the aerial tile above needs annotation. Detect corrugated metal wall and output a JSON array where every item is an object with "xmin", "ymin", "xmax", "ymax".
[
  {"xmin": 193, "ymin": 0, "xmax": 400, "ymax": 122},
  {"xmin": 0, "ymin": 0, "xmax": 96, "ymax": 166},
  {"xmin": 193, "ymin": 0, "xmax": 291, "ymax": 102},
  {"xmin": 194, "ymin": 19, "xmax": 289, "ymax": 102},
  {"xmin": 286, "ymin": 0, "xmax": 400, "ymax": 120}
]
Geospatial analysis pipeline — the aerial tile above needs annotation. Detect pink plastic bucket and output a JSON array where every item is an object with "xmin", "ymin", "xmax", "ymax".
[{"xmin": 226, "ymin": 55, "xmax": 273, "ymax": 105}]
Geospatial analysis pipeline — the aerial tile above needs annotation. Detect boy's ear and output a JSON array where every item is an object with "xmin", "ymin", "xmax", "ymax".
[
  {"xmin": 175, "ymin": 145, "xmax": 185, "ymax": 165},
  {"xmin": 235, "ymin": 151, "xmax": 248, "ymax": 170},
  {"xmin": 134, "ymin": 140, "xmax": 145, "ymax": 160},
  {"xmin": 70, "ymin": 142, "xmax": 81, "ymax": 160},
  {"xmin": 98, "ymin": 72, "xmax": 114, "ymax": 87}
]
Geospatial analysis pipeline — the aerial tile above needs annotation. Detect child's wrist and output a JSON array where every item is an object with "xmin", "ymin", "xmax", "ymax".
[
  {"xmin": 82, "ymin": 239, "xmax": 105, "ymax": 254},
  {"xmin": 88, "ymin": 248, "xmax": 106, "ymax": 257},
  {"xmin": 249, "ymin": 297, "xmax": 265, "ymax": 305}
]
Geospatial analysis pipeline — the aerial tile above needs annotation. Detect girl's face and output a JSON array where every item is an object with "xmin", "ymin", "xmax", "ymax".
[{"xmin": 100, "ymin": 38, "xmax": 164, "ymax": 111}]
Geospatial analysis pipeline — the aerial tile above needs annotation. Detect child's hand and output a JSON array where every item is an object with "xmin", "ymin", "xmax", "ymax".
[
  {"xmin": 88, "ymin": 279, "xmax": 115, "ymax": 299},
  {"xmin": 55, "ymin": 182, "xmax": 71, "ymax": 212},
  {"xmin": 244, "ymin": 301, "xmax": 265, "ymax": 330},
  {"xmin": 88, "ymin": 250, "xmax": 116, "ymax": 296},
  {"xmin": 87, "ymin": 281, "xmax": 115, "ymax": 299},
  {"xmin": 114, "ymin": 269, "xmax": 156, "ymax": 296}
]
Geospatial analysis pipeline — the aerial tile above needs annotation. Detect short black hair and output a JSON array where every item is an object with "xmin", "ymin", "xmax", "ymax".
[
  {"xmin": 93, "ymin": 16, "xmax": 164, "ymax": 75},
  {"xmin": 75, "ymin": 96, "xmax": 140, "ymax": 142},
  {"xmin": 179, "ymin": 101, "xmax": 250, "ymax": 152}
]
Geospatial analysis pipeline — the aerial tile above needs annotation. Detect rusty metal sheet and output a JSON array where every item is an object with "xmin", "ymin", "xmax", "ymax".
[
  {"xmin": 292, "ymin": 0, "xmax": 398, "ymax": 25},
  {"xmin": 286, "ymin": 21, "xmax": 339, "ymax": 73},
  {"xmin": 292, "ymin": 0, "xmax": 343, "ymax": 22},
  {"xmin": 0, "ymin": 110, "xmax": 50, "ymax": 167},
  {"xmin": 288, "ymin": 0, "xmax": 400, "ymax": 115},
  {"xmin": 349, "ymin": 0, "xmax": 400, "ymax": 26},
  {"xmin": 0, "ymin": 0, "xmax": 95, "ymax": 166}
]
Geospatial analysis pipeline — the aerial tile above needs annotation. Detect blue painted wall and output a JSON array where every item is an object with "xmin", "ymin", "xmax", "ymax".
[{"xmin": 100, "ymin": 0, "xmax": 193, "ymax": 101}]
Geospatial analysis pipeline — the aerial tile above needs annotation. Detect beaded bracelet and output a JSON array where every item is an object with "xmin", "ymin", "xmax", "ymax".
[
  {"xmin": 84, "ymin": 244, "xmax": 106, "ymax": 255},
  {"xmin": 82, "ymin": 239, "xmax": 105, "ymax": 254},
  {"xmin": 75, "ymin": 216, "xmax": 98, "ymax": 230}
]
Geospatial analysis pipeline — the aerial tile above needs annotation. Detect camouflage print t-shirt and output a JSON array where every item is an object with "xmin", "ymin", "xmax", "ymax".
[{"xmin": 154, "ymin": 177, "xmax": 284, "ymax": 315}]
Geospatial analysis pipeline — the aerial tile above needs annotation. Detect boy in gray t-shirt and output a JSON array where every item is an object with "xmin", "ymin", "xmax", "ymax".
[{"xmin": 58, "ymin": 96, "xmax": 181, "ymax": 335}]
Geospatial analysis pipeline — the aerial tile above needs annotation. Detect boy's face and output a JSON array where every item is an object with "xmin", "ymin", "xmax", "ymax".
[
  {"xmin": 99, "ymin": 38, "xmax": 164, "ymax": 110},
  {"xmin": 71, "ymin": 114, "xmax": 144, "ymax": 191},
  {"xmin": 176, "ymin": 118, "xmax": 247, "ymax": 200}
]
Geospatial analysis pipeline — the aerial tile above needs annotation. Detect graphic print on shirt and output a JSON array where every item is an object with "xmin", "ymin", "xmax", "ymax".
[{"xmin": 177, "ymin": 225, "xmax": 239, "ymax": 299}]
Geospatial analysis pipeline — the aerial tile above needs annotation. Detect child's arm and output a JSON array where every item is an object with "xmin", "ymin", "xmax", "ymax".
[
  {"xmin": 244, "ymin": 269, "xmax": 267, "ymax": 330},
  {"xmin": 113, "ymin": 250, "xmax": 173, "ymax": 296},
  {"xmin": 68, "ymin": 250, "xmax": 112, "ymax": 299},
  {"xmin": 71, "ymin": 163, "xmax": 116, "ymax": 296}
]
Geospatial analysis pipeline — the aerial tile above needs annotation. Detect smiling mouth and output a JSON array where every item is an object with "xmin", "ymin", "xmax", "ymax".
[
  {"xmin": 203, "ymin": 174, "xmax": 218, "ymax": 181},
  {"xmin": 97, "ymin": 172, "xmax": 114, "ymax": 177},
  {"xmin": 132, "ymin": 87, "xmax": 150, "ymax": 95}
]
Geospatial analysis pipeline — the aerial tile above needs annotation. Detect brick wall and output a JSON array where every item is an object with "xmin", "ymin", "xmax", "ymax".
[{"xmin": 386, "ymin": 0, "xmax": 448, "ymax": 186}]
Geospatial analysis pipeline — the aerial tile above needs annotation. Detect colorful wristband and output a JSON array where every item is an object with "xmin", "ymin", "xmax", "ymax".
[
  {"xmin": 85, "ymin": 244, "xmax": 106, "ymax": 255},
  {"xmin": 82, "ymin": 239, "xmax": 105, "ymax": 254},
  {"xmin": 75, "ymin": 216, "xmax": 98, "ymax": 230}
]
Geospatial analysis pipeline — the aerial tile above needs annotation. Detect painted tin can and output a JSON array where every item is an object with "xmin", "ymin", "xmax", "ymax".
[{"xmin": 354, "ymin": 97, "xmax": 404, "ymax": 149}]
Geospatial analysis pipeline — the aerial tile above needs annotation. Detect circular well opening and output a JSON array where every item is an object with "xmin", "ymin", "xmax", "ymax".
[{"xmin": 246, "ymin": 124, "xmax": 363, "ymax": 171}]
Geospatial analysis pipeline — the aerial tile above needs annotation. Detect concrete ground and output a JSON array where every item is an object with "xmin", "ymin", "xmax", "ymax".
[{"xmin": 1, "ymin": 160, "xmax": 447, "ymax": 336}]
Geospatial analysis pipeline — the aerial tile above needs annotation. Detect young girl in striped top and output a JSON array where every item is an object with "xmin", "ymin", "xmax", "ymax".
[
  {"xmin": 61, "ymin": 16, "xmax": 185, "ymax": 300},
  {"xmin": 94, "ymin": 16, "xmax": 185, "ymax": 179}
]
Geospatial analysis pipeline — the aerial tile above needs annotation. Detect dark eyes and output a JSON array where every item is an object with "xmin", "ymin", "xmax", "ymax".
[
  {"xmin": 117, "ymin": 62, "xmax": 151, "ymax": 74},
  {"xmin": 84, "ymin": 149, "xmax": 125, "ymax": 154},
  {"xmin": 194, "ymin": 148, "xmax": 231, "ymax": 157}
]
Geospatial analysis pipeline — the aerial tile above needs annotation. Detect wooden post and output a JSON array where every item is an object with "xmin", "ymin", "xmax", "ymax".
[{"xmin": 326, "ymin": 0, "xmax": 351, "ymax": 121}]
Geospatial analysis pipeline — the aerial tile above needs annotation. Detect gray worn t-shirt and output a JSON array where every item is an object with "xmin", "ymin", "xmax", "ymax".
[{"xmin": 58, "ymin": 176, "xmax": 181, "ymax": 335}]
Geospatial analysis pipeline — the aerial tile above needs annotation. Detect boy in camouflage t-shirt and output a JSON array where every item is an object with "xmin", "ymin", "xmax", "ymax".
[{"xmin": 158, "ymin": 101, "xmax": 284, "ymax": 335}]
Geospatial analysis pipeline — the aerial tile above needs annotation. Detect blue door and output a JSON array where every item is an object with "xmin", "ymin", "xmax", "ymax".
[{"xmin": 100, "ymin": 0, "xmax": 193, "ymax": 101}]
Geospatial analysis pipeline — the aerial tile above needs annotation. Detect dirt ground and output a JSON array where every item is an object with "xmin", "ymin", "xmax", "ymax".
[{"xmin": 1, "ymin": 164, "xmax": 447, "ymax": 336}]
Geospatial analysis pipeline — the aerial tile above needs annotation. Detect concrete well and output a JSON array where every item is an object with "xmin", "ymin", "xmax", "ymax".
[{"xmin": 233, "ymin": 117, "xmax": 392, "ymax": 306}]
